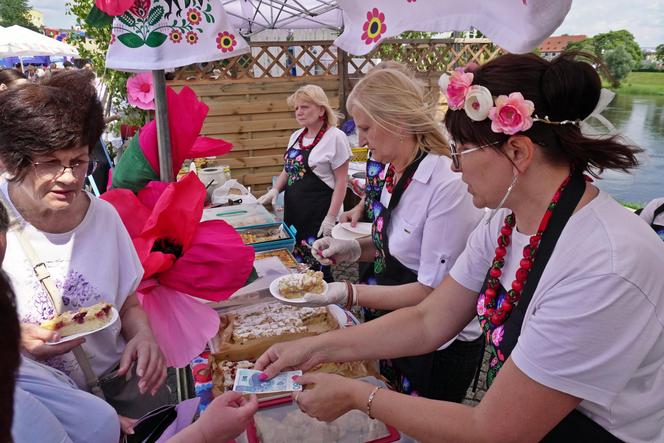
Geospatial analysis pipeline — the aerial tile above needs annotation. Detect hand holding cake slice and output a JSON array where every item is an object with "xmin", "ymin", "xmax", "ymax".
[{"xmin": 41, "ymin": 302, "xmax": 114, "ymax": 338}]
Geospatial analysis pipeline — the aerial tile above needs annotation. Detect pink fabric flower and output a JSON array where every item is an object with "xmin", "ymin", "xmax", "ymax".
[
  {"xmin": 491, "ymin": 325, "xmax": 504, "ymax": 346},
  {"xmin": 439, "ymin": 69, "xmax": 474, "ymax": 110},
  {"xmin": 126, "ymin": 72, "xmax": 155, "ymax": 110},
  {"xmin": 488, "ymin": 92, "xmax": 535, "ymax": 135},
  {"xmin": 476, "ymin": 293, "xmax": 486, "ymax": 316},
  {"xmin": 95, "ymin": 0, "xmax": 134, "ymax": 16}
]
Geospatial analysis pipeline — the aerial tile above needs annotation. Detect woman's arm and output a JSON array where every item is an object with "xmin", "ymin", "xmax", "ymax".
[
  {"xmin": 256, "ymin": 276, "xmax": 477, "ymax": 376},
  {"xmin": 273, "ymin": 169, "xmax": 288, "ymax": 193},
  {"xmin": 118, "ymin": 294, "xmax": 167, "ymax": 395},
  {"xmin": 309, "ymin": 360, "xmax": 580, "ymax": 443},
  {"xmin": 357, "ymin": 236, "xmax": 377, "ymax": 262},
  {"xmin": 327, "ymin": 161, "xmax": 349, "ymax": 218},
  {"xmin": 355, "ymin": 282, "xmax": 432, "ymax": 311}
]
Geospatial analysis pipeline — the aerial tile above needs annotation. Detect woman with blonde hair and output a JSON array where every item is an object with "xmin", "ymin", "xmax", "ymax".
[
  {"xmin": 258, "ymin": 84, "xmax": 351, "ymax": 273},
  {"xmin": 296, "ymin": 68, "xmax": 485, "ymax": 402}
]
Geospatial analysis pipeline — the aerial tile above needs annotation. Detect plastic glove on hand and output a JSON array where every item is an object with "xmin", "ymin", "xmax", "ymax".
[
  {"xmin": 300, "ymin": 282, "xmax": 348, "ymax": 307},
  {"xmin": 311, "ymin": 237, "xmax": 361, "ymax": 265},
  {"xmin": 317, "ymin": 215, "xmax": 337, "ymax": 237},
  {"xmin": 257, "ymin": 188, "xmax": 278, "ymax": 206}
]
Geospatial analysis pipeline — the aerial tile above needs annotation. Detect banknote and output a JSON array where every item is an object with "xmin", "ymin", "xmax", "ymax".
[{"xmin": 233, "ymin": 368, "xmax": 303, "ymax": 394}]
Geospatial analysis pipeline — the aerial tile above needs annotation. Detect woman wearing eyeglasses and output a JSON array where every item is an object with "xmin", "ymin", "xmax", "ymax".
[
  {"xmin": 256, "ymin": 52, "xmax": 664, "ymax": 442},
  {"xmin": 0, "ymin": 70, "xmax": 167, "ymax": 435},
  {"xmin": 294, "ymin": 68, "xmax": 485, "ymax": 403}
]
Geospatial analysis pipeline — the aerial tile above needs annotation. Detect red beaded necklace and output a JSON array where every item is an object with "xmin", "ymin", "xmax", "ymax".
[
  {"xmin": 298, "ymin": 123, "xmax": 327, "ymax": 150},
  {"xmin": 484, "ymin": 175, "xmax": 572, "ymax": 326}
]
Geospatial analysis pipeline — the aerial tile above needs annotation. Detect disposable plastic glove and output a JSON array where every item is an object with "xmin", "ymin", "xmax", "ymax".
[
  {"xmin": 257, "ymin": 188, "xmax": 278, "ymax": 206},
  {"xmin": 339, "ymin": 202, "xmax": 364, "ymax": 227},
  {"xmin": 278, "ymin": 282, "xmax": 349, "ymax": 307},
  {"xmin": 311, "ymin": 237, "xmax": 361, "ymax": 265},
  {"xmin": 317, "ymin": 215, "xmax": 337, "ymax": 237}
]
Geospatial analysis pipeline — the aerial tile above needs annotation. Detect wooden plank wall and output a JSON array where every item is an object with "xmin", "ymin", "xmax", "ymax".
[{"xmin": 168, "ymin": 76, "xmax": 340, "ymax": 196}]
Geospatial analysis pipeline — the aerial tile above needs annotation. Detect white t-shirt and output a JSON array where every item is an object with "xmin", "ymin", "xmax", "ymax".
[
  {"xmin": 639, "ymin": 197, "xmax": 664, "ymax": 226},
  {"xmin": 381, "ymin": 154, "xmax": 484, "ymax": 344},
  {"xmin": 450, "ymin": 191, "xmax": 664, "ymax": 442},
  {"xmin": 287, "ymin": 126, "xmax": 351, "ymax": 189},
  {"xmin": 2, "ymin": 183, "xmax": 143, "ymax": 388}
]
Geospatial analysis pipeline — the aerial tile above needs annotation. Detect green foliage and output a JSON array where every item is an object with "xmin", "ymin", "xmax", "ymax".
[
  {"xmin": 568, "ymin": 30, "xmax": 641, "ymax": 67},
  {"xmin": 66, "ymin": 0, "xmax": 146, "ymax": 130},
  {"xmin": 604, "ymin": 46, "xmax": 634, "ymax": 87},
  {"xmin": 0, "ymin": 0, "xmax": 34, "ymax": 28},
  {"xmin": 656, "ymin": 44, "xmax": 664, "ymax": 63}
]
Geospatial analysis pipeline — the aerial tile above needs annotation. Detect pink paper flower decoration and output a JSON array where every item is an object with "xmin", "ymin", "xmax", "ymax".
[
  {"xmin": 95, "ymin": 0, "xmax": 135, "ymax": 16},
  {"xmin": 126, "ymin": 72, "xmax": 155, "ymax": 110},
  {"xmin": 488, "ymin": 92, "xmax": 535, "ymax": 135},
  {"xmin": 439, "ymin": 69, "xmax": 474, "ymax": 110}
]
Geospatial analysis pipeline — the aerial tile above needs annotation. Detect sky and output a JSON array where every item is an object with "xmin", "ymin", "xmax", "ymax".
[{"xmin": 30, "ymin": 0, "xmax": 664, "ymax": 48}]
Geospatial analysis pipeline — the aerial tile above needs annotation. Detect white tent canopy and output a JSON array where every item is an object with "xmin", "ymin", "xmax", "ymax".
[
  {"xmin": 222, "ymin": 0, "xmax": 343, "ymax": 35},
  {"xmin": 0, "ymin": 25, "xmax": 79, "ymax": 58}
]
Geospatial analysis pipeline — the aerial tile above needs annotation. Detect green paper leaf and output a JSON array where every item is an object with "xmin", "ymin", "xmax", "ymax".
[
  {"xmin": 145, "ymin": 31, "xmax": 167, "ymax": 48},
  {"xmin": 243, "ymin": 267, "xmax": 259, "ymax": 286},
  {"xmin": 148, "ymin": 5, "xmax": 164, "ymax": 26},
  {"xmin": 118, "ymin": 32, "xmax": 145, "ymax": 48},
  {"xmin": 118, "ymin": 12, "xmax": 136, "ymax": 27},
  {"xmin": 85, "ymin": 5, "xmax": 114, "ymax": 28}
]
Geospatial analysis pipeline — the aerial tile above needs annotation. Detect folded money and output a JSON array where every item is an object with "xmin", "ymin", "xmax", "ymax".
[{"xmin": 233, "ymin": 368, "xmax": 303, "ymax": 394}]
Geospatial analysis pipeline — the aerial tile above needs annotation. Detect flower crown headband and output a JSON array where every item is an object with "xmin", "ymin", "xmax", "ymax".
[{"xmin": 438, "ymin": 68, "xmax": 580, "ymax": 136}]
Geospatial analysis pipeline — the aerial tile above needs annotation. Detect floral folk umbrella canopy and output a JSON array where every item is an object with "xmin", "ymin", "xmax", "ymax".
[
  {"xmin": 333, "ymin": 0, "xmax": 573, "ymax": 55},
  {"xmin": 105, "ymin": 0, "xmax": 250, "ymax": 71}
]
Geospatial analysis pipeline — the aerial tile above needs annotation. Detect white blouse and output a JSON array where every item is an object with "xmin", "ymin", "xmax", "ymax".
[
  {"xmin": 380, "ymin": 153, "xmax": 484, "ymax": 342},
  {"xmin": 286, "ymin": 127, "xmax": 351, "ymax": 189}
]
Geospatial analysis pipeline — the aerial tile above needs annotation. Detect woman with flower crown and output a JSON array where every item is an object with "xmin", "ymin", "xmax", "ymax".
[
  {"xmin": 254, "ymin": 52, "xmax": 664, "ymax": 442},
  {"xmin": 281, "ymin": 68, "xmax": 486, "ymax": 403}
]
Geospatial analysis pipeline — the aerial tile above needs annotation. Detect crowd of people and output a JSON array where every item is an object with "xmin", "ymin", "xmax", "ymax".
[{"xmin": 1, "ymin": 51, "xmax": 663, "ymax": 443}]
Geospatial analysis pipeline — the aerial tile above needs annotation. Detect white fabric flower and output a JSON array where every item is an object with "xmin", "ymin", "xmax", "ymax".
[
  {"xmin": 438, "ymin": 73, "xmax": 450, "ymax": 94},
  {"xmin": 463, "ymin": 85, "xmax": 493, "ymax": 121}
]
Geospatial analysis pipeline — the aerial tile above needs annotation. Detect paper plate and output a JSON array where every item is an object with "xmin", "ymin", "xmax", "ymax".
[
  {"xmin": 46, "ymin": 307, "xmax": 119, "ymax": 345},
  {"xmin": 331, "ymin": 222, "xmax": 372, "ymax": 240},
  {"xmin": 269, "ymin": 275, "xmax": 328, "ymax": 304}
]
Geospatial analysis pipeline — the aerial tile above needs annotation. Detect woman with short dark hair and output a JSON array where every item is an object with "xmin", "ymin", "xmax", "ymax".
[{"xmin": 0, "ymin": 70, "xmax": 167, "ymax": 435}]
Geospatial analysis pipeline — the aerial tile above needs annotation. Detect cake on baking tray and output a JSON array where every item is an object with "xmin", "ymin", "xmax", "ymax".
[{"xmin": 41, "ymin": 302, "xmax": 113, "ymax": 337}]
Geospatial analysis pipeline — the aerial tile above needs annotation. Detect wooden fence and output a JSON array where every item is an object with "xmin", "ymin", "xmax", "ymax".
[{"xmin": 168, "ymin": 38, "xmax": 503, "ymax": 195}]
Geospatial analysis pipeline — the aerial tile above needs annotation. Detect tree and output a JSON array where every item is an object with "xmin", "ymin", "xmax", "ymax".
[
  {"xmin": 0, "ymin": 0, "xmax": 34, "ymax": 28},
  {"xmin": 604, "ymin": 46, "xmax": 634, "ymax": 87},
  {"xmin": 66, "ymin": 0, "xmax": 146, "ymax": 130},
  {"xmin": 656, "ymin": 44, "xmax": 664, "ymax": 63},
  {"xmin": 567, "ymin": 30, "xmax": 641, "ymax": 67}
]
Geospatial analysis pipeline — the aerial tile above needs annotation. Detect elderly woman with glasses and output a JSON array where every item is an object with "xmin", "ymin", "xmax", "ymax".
[
  {"xmin": 256, "ymin": 53, "xmax": 664, "ymax": 442},
  {"xmin": 0, "ymin": 70, "xmax": 167, "ymax": 434}
]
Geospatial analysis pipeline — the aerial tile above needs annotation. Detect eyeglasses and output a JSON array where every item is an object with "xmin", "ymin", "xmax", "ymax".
[
  {"xmin": 449, "ymin": 140, "xmax": 501, "ymax": 169},
  {"xmin": 32, "ymin": 160, "xmax": 98, "ymax": 179}
]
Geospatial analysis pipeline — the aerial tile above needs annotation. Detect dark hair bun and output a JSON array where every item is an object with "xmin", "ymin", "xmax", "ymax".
[{"xmin": 541, "ymin": 53, "xmax": 601, "ymax": 122}]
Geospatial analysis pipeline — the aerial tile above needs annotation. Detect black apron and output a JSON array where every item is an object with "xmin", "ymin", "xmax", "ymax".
[
  {"xmin": 477, "ymin": 173, "xmax": 622, "ymax": 442},
  {"xmin": 283, "ymin": 131, "xmax": 333, "ymax": 270},
  {"xmin": 367, "ymin": 153, "xmax": 482, "ymax": 399},
  {"xmin": 645, "ymin": 203, "xmax": 664, "ymax": 241}
]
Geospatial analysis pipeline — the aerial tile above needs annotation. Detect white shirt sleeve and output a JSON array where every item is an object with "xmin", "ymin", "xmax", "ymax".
[
  {"xmin": 417, "ymin": 178, "xmax": 483, "ymax": 287},
  {"xmin": 326, "ymin": 128, "xmax": 352, "ymax": 170},
  {"xmin": 639, "ymin": 197, "xmax": 664, "ymax": 225},
  {"xmin": 449, "ymin": 212, "xmax": 496, "ymax": 292},
  {"xmin": 511, "ymin": 273, "xmax": 661, "ymax": 406}
]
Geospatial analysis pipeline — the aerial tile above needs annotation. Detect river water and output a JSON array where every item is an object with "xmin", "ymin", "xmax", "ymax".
[{"xmin": 594, "ymin": 94, "xmax": 664, "ymax": 204}]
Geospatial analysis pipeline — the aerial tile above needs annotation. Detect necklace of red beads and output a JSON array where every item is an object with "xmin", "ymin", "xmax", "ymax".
[
  {"xmin": 298, "ymin": 123, "xmax": 327, "ymax": 150},
  {"xmin": 484, "ymin": 175, "xmax": 572, "ymax": 326}
]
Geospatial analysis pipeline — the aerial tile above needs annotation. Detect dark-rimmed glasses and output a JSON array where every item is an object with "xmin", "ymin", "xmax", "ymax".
[
  {"xmin": 449, "ymin": 140, "xmax": 501, "ymax": 169},
  {"xmin": 32, "ymin": 160, "xmax": 98, "ymax": 180}
]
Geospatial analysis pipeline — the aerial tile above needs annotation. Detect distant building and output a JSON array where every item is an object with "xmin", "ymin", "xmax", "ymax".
[
  {"xmin": 28, "ymin": 9, "xmax": 44, "ymax": 28},
  {"xmin": 538, "ymin": 34, "xmax": 587, "ymax": 60}
]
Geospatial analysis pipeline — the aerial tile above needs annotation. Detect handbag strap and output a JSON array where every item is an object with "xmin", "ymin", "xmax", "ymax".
[{"xmin": 0, "ymin": 190, "xmax": 104, "ymax": 397}]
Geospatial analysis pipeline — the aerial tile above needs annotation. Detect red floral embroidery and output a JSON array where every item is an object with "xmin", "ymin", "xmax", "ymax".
[
  {"xmin": 185, "ymin": 31, "xmax": 198, "ymax": 45},
  {"xmin": 186, "ymin": 8, "xmax": 202, "ymax": 25},
  {"xmin": 169, "ymin": 29, "xmax": 182, "ymax": 44},
  {"xmin": 216, "ymin": 31, "xmax": 237, "ymax": 53},
  {"xmin": 361, "ymin": 8, "xmax": 387, "ymax": 45},
  {"xmin": 129, "ymin": 0, "xmax": 151, "ymax": 18}
]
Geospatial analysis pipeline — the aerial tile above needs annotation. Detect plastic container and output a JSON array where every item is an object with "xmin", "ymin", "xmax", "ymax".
[
  {"xmin": 236, "ymin": 222, "xmax": 296, "ymax": 252},
  {"xmin": 201, "ymin": 203, "xmax": 276, "ymax": 228}
]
